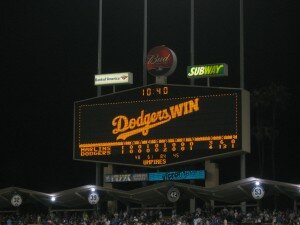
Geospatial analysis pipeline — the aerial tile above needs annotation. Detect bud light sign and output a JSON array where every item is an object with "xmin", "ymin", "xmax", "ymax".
[{"xmin": 146, "ymin": 45, "xmax": 177, "ymax": 77}]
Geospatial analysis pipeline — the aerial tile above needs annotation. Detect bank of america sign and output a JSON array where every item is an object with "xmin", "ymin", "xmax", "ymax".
[{"xmin": 94, "ymin": 72, "xmax": 133, "ymax": 86}]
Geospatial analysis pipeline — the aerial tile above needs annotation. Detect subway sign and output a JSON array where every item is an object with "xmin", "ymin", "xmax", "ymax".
[
  {"xmin": 187, "ymin": 63, "xmax": 228, "ymax": 79},
  {"xmin": 73, "ymin": 84, "xmax": 250, "ymax": 168}
]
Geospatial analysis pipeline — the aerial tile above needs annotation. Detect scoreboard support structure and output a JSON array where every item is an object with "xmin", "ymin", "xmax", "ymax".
[
  {"xmin": 95, "ymin": 86, "xmax": 103, "ymax": 187},
  {"xmin": 95, "ymin": 86, "xmax": 117, "ymax": 214}
]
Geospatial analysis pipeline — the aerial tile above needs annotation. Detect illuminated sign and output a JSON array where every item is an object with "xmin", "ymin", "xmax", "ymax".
[
  {"xmin": 73, "ymin": 84, "xmax": 250, "ymax": 168},
  {"xmin": 11, "ymin": 194, "xmax": 22, "ymax": 207},
  {"xmin": 94, "ymin": 72, "xmax": 133, "ymax": 86},
  {"xmin": 104, "ymin": 173, "xmax": 148, "ymax": 182},
  {"xmin": 88, "ymin": 192, "xmax": 100, "ymax": 205},
  {"xmin": 187, "ymin": 63, "xmax": 228, "ymax": 78},
  {"xmin": 104, "ymin": 170, "xmax": 205, "ymax": 182},
  {"xmin": 148, "ymin": 170, "xmax": 205, "ymax": 181},
  {"xmin": 252, "ymin": 186, "xmax": 265, "ymax": 200},
  {"xmin": 167, "ymin": 187, "xmax": 180, "ymax": 202},
  {"xmin": 146, "ymin": 46, "xmax": 177, "ymax": 77}
]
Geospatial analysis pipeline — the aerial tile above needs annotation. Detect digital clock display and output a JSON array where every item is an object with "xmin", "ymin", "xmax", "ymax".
[
  {"xmin": 141, "ymin": 87, "xmax": 169, "ymax": 96},
  {"xmin": 73, "ymin": 84, "xmax": 250, "ymax": 168}
]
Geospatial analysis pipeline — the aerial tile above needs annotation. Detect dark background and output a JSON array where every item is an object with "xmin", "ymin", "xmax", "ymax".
[{"xmin": 2, "ymin": 0, "xmax": 299, "ymax": 192}]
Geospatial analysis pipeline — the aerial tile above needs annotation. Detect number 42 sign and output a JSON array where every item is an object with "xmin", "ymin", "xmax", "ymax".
[{"xmin": 167, "ymin": 187, "xmax": 180, "ymax": 202}]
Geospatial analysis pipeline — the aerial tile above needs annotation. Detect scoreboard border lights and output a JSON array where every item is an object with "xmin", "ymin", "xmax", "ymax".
[{"xmin": 73, "ymin": 84, "xmax": 250, "ymax": 168}]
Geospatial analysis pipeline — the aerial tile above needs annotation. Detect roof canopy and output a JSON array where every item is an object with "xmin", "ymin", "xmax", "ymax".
[{"xmin": 1, "ymin": 177, "xmax": 299, "ymax": 210}]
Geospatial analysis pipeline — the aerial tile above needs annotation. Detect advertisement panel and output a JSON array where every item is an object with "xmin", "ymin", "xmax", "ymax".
[
  {"xmin": 104, "ymin": 170, "xmax": 205, "ymax": 182},
  {"xmin": 187, "ymin": 63, "xmax": 228, "ymax": 79},
  {"xmin": 148, "ymin": 170, "xmax": 205, "ymax": 181},
  {"xmin": 104, "ymin": 174, "xmax": 148, "ymax": 182},
  {"xmin": 94, "ymin": 72, "xmax": 133, "ymax": 86},
  {"xmin": 146, "ymin": 46, "xmax": 177, "ymax": 77}
]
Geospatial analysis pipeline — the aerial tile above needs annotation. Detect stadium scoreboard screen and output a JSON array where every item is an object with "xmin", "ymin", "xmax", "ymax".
[{"xmin": 73, "ymin": 84, "xmax": 250, "ymax": 167}]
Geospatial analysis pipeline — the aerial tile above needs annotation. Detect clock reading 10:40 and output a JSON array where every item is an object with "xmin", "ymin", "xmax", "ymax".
[{"xmin": 141, "ymin": 87, "xmax": 169, "ymax": 97}]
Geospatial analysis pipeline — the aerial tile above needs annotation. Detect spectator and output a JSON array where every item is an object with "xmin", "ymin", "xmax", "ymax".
[{"xmin": 6, "ymin": 217, "xmax": 12, "ymax": 225}]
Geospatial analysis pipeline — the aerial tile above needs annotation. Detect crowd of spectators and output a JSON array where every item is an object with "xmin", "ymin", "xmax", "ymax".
[{"xmin": 1, "ymin": 207, "xmax": 299, "ymax": 225}]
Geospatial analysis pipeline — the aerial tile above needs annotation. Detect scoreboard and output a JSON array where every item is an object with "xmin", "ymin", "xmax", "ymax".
[{"xmin": 73, "ymin": 84, "xmax": 250, "ymax": 167}]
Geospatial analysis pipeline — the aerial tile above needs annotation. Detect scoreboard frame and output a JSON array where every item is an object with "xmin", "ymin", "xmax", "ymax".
[{"xmin": 73, "ymin": 84, "xmax": 250, "ymax": 168}]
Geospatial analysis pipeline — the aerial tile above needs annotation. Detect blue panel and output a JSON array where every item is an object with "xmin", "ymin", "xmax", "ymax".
[{"xmin": 148, "ymin": 170, "xmax": 205, "ymax": 181}]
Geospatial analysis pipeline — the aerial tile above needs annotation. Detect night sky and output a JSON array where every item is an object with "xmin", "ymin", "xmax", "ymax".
[{"xmin": 2, "ymin": 0, "xmax": 299, "ymax": 193}]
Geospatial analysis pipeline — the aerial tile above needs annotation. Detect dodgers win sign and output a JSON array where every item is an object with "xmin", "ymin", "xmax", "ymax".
[{"xmin": 73, "ymin": 84, "xmax": 250, "ymax": 167}]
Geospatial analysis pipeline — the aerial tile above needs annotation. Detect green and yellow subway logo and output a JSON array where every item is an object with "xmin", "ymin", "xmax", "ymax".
[{"xmin": 187, "ymin": 63, "xmax": 228, "ymax": 78}]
